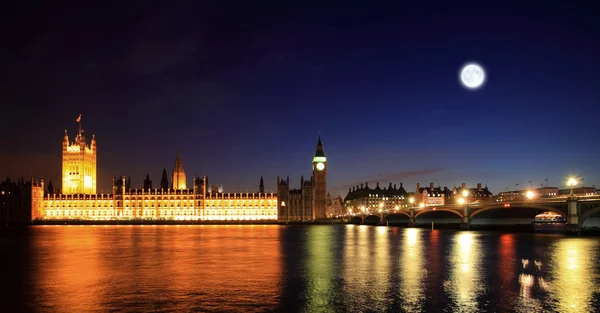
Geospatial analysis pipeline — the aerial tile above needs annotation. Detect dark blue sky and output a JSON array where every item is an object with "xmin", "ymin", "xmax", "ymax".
[{"xmin": 2, "ymin": 1, "xmax": 599, "ymax": 197}]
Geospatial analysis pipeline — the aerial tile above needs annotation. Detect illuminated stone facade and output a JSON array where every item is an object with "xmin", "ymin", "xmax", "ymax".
[
  {"xmin": 415, "ymin": 183, "xmax": 447, "ymax": 207},
  {"xmin": 32, "ymin": 121, "xmax": 278, "ymax": 222},
  {"xmin": 276, "ymin": 136, "xmax": 327, "ymax": 222},
  {"xmin": 62, "ymin": 117, "xmax": 96, "ymax": 194},
  {"xmin": 171, "ymin": 149, "xmax": 186, "ymax": 190},
  {"xmin": 344, "ymin": 182, "xmax": 409, "ymax": 214}
]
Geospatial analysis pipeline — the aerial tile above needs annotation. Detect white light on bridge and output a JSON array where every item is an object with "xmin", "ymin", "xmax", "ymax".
[{"xmin": 526, "ymin": 191, "xmax": 535, "ymax": 200}]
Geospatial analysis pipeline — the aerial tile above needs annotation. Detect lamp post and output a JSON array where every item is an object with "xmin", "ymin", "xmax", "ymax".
[
  {"xmin": 567, "ymin": 177, "xmax": 578, "ymax": 196},
  {"xmin": 458, "ymin": 190, "xmax": 470, "ymax": 229},
  {"xmin": 526, "ymin": 190, "xmax": 534, "ymax": 200},
  {"xmin": 409, "ymin": 197, "xmax": 415, "ymax": 208}
]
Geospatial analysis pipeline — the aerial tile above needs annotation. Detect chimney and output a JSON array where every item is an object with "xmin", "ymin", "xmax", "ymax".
[
  {"xmin": 394, "ymin": 184, "xmax": 397, "ymax": 189},
  {"xmin": 477, "ymin": 183, "xmax": 482, "ymax": 191},
  {"xmin": 376, "ymin": 182, "xmax": 379, "ymax": 188},
  {"xmin": 360, "ymin": 183, "xmax": 363, "ymax": 189},
  {"xmin": 365, "ymin": 182, "xmax": 369, "ymax": 188},
  {"xmin": 461, "ymin": 182, "xmax": 466, "ymax": 189},
  {"xmin": 430, "ymin": 182, "xmax": 434, "ymax": 189}
]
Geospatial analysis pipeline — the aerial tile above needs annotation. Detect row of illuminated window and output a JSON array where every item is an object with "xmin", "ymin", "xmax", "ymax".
[
  {"xmin": 42, "ymin": 209, "xmax": 275, "ymax": 217},
  {"xmin": 202, "ymin": 215, "xmax": 277, "ymax": 221},
  {"xmin": 205, "ymin": 200, "xmax": 276, "ymax": 204},
  {"xmin": 124, "ymin": 196, "xmax": 195, "ymax": 200},
  {"xmin": 45, "ymin": 203, "xmax": 112, "ymax": 208},
  {"xmin": 46, "ymin": 210, "xmax": 114, "ymax": 216},
  {"xmin": 368, "ymin": 195, "xmax": 406, "ymax": 199}
]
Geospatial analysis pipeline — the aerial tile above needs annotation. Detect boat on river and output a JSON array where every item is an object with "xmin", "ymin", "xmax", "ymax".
[{"xmin": 532, "ymin": 211, "xmax": 565, "ymax": 233}]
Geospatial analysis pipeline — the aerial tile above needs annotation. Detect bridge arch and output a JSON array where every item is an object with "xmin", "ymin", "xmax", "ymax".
[
  {"xmin": 363, "ymin": 215, "xmax": 381, "ymax": 225},
  {"xmin": 415, "ymin": 208, "xmax": 463, "ymax": 219},
  {"xmin": 470, "ymin": 204, "xmax": 566, "ymax": 220},
  {"xmin": 579, "ymin": 204, "xmax": 600, "ymax": 227},
  {"xmin": 382, "ymin": 211, "xmax": 411, "ymax": 220}
]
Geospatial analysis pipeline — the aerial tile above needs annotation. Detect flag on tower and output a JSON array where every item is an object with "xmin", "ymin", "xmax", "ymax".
[{"xmin": 76, "ymin": 114, "xmax": 81, "ymax": 123}]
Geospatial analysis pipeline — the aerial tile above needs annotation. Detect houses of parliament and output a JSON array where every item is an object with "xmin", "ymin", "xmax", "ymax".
[{"xmin": 28, "ymin": 117, "xmax": 328, "ymax": 222}]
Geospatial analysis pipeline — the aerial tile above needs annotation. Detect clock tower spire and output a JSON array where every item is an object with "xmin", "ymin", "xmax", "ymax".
[{"xmin": 312, "ymin": 135, "xmax": 327, "ymax": 220}]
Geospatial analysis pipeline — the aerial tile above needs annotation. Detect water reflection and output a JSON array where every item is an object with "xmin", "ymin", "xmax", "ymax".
[
  {"xmin": 342, "ymin": 225, "xmax": 371, "ymax": 310},
  {"xmin": 445, "ymin": 232, "xmax": 483, "ymax": 313},
  {"xmin": 2, "ymin": 225, "xmax": 600, "ymax": 312},
  {"xmin": 303, "ymin": 226, "xmax": 336, "ymax": 313},
  {"xmin": 371, "ymin": 226, "xmax": 390, "ymax": 308},
  {"xmin": 550, "ymin": 239, "xmax": 600, "ymax": 312},
  {"xmin": 27, "ymin": 225, "xmax": 283, "ymax": 313},
  {"xmin": 399, "ymin": 228, "xmax": 426, "ymax": 312}
]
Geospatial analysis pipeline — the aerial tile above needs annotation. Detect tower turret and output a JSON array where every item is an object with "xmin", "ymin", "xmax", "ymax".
[
  {"xmin": 171, "ymin": 149, "xmax": 187, "ymax": 189},
  {"xmin": 61, "ymin": 114, "xmax": 96, "ymax": 194},
  {"xmin": 160, "ymin": 168, "xmax": 169, "ymax": 190},
  {"xmin": 259, "ymin": 176, "xmax": 265, "ymax": 193},
  {"xmin": 143, "ymin": 174, "xmax": 152, "ymax": 191},
  {"xmin": 312, "ymin": 135, "xmax": 327, "ymax": 220}
]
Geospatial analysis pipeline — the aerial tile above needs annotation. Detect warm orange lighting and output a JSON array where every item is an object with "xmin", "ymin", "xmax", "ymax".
[{"xmin": 526, "ymin": 190, "xmax": 534, "ymax": 200}]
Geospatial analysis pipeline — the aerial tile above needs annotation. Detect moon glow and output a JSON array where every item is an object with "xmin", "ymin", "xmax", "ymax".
[{"xmin": 459, "ymin": 63, "xmax": 486, "ymax": 89}]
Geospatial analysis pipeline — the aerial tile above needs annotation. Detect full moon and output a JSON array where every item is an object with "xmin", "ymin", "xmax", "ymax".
[{"xmin": 459, "ymin": 63, "xmax": 486, "ymax": 89}]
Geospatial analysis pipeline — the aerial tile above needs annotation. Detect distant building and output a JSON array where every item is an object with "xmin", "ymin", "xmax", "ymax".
[
  {"xmin": 534, "ymin": 187, "xmax": 559, "ymax": 198},
  {"xmin": 326, "ymin": 193, "xmax": 344, "ymax": 217},
  {"xmin": 447, "ymin": 183, "xmax": 493, "ymax": 204},
  {"xmin": 276, "ymin": 136, "xmax": 328, "ymax": 222},
  {"xmin": 344, "ymin": 182, "xmax": 408, "ymax": 213},
  {"xmin": 496, "ymin": 186, "xmax": 559, "ymax": 201},
  {"xmin": 62, "ymin": 119, "xmax": 97, "ymax": 194},
  {"xmin": 1, "ymin": 177, "xmax": 43, "ymax": 224},
  {"xmin": 415, "ymin": 183, "xmax": 448, "ymax": 207},
  {"xmin": 558, "ymin": 187, "xmax": 597, "ymax": 196},
  {"xmin": 32, "ymin": 118, "xmax": 278, "ymax": 222}
]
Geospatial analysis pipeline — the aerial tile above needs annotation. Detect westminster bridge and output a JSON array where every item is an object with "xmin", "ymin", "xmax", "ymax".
[{"xmin": 349, "ymin": 195, "xmax": 600, "ymax": 234}]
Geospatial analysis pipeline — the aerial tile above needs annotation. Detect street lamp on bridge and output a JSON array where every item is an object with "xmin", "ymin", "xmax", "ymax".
[
  {"xmin": 566, "ymin": 177, "xmax": 579, "ymax": 196},
  {"xmin": 526, "ymin": 190, "xmax": 535, "ymax": 200}
]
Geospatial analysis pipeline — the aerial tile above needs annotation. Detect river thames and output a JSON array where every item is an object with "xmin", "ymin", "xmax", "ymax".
[{"xmin": 1, "ymin": 225, "xmax": 599, "ymax": 312}]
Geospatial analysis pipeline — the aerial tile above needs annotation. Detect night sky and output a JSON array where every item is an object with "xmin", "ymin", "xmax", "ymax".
[{"xmin": 2, "ymin": 1, "xmax": 599, "ymax": 197}]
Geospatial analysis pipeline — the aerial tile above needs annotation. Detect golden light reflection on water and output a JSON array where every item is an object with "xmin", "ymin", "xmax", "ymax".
[
  {"xmin": 445, "ymin": 232, "xmax": 483, "ymax": 313},
  {"xmin": 303, "ymin": 226, "xmax": 335, "ymax": 313},
  {"xmin": 399, "ymin": 228, "xmax": 426, "ymax": 311},
  {"xmin": 10, "ymin": 225, "xmax": 600, "ymax": 312},
  {"xmin": 550, "ymin": 239, "xmax": 600, "ymax": 313},
  {"xmin": 342, "ymin": 225, "xmax": 372, "ymax": 307},
  {"xmin": 371, "ymin": 226, "xmax": 390, "ymax": 308},
  {"xmin": 28, "ymin": 225, "xmax": 283, "ymax": 313}
]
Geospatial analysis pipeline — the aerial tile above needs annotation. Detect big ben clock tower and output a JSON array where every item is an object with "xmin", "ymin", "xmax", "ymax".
[{"xmin": 312, "ymin": 135, "xmax": 327, "ymax": 220}]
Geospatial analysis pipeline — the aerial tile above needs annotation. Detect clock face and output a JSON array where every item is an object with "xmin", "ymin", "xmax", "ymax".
[{"xmin": 316, "ymin": 162, "xmax": 325, "ymax": 171}]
